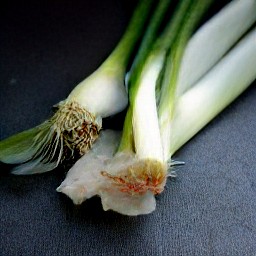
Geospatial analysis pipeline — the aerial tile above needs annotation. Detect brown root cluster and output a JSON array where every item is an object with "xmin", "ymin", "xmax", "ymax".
[{"xmin": 101, "ymin": 159, "xmax": 167, "ymax": 196}]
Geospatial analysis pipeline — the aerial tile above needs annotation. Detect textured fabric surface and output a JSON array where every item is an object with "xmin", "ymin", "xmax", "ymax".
[{"xmin": 1, "ymin": 1, "xmax": 256, "ymax": 255}]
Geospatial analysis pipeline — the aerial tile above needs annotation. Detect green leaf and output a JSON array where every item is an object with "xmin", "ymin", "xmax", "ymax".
[{"xmin": 0, "ymin": 126, "xmax": 40, "ymax": 164}]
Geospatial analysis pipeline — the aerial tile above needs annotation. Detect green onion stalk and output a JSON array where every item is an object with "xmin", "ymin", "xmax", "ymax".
[{"xmin": 0, "ymin": 0, "xmax": 156, "ymax": 174}]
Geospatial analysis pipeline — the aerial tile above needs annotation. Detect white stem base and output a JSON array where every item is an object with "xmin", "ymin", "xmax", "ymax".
[{"xmin": 133, "ymin": 53, "xmax": 164, "ymax": 162}]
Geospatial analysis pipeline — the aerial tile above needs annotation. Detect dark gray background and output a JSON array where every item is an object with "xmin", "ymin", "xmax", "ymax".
[{"xmin": 1, "ymin": 1, "xmax": 256, "ymax": 255}]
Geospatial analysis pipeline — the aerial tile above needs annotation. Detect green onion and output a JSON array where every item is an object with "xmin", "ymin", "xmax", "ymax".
[
  {"xmin": 58, "ymin": 0, "xmax": 214, "ymax": 215},
  {"xmin": 0, "ymin": 0, "xmax": 155, "ymax": 174},
  {"xmin": 88, "ymin": 0, "xmax": 205, "ymax": 215}
]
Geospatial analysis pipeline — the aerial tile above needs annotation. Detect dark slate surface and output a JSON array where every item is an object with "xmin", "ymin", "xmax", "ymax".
[{"xmin": 1, "ymin": 1, "xmax": 256, "ymax": 255}]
